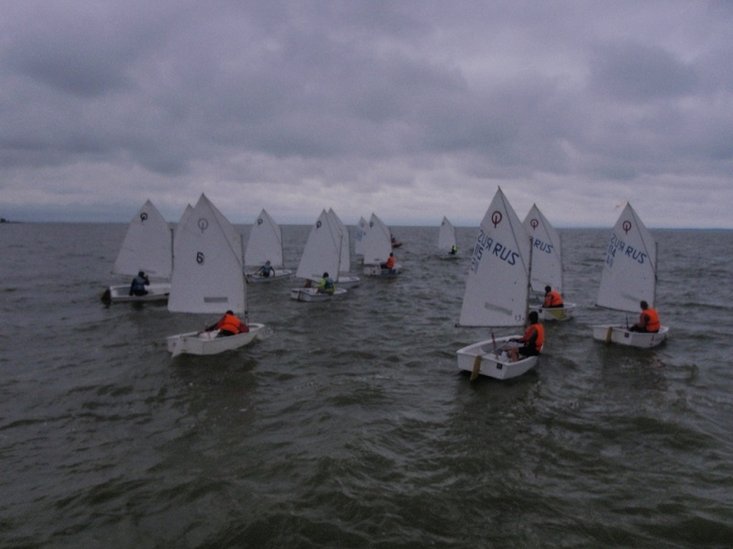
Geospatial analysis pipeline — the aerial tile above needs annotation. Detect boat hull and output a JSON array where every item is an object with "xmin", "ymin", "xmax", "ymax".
[
  {"xmin": 289, "ymin": 287, "xmax": 348, "ymax": 302},
  {"xmin": 591, "ymin": 324, "xmax": 669, "ymax": 348},
  {"xmin": 456, "ymin": 336, "xmax": 538, "ymax": 380},
  {"xmin": 363, "ymin": 264, "xmax": 401, "ymax": 277},
  {"xmin": 336, "ymin": 275, "xmax": 360, "ymax": 288},
  {"xmin": 531, "ymin": 302, "xmax": 577, "ymax": 322},
  {"xmin": 102, "ymin": 282, "xmax": 170, "ymax": 304},
  {"xmin": 167, "ymin": 323, "xmax": 265, "ymax": 356},
  {"xmin": 245, "ymin": 269, "xmax": 293, "ymax": 283}
]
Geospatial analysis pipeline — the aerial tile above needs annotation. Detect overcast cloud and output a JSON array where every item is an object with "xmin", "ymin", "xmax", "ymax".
[{"xmin": 1, "ymin": 0, "xmax": 732, "ymax": 227}]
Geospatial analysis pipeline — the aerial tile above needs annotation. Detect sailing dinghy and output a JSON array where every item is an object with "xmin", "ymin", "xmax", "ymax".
[
  {"xmin": 244, "ymin": 209, "xmax": 293, "ymax": 283},
  {"xmin": 102, "ymin": 199, "xmax": 172, "ymax": 304},
  {"xmin": 591, "ymin": 203, "xmax": 669, "ymax": 348},
  {"xmin": 290, "ymin": 210, "xmax": 348, "ymax": 302},
  {"xmin": 327, "ymin": 208, "xmax": 360, "ymax": 288},
  {"xmin": 354, "ymin": 216, "xmax": 368, "ymax": 257},
  {"xmin": 523, "ymin": 204, "xmax": 576, "ymax": 321},
  {"xmin": 362, "ymin": 213, "xmax": 401, "ymax": 277},
  {"xmin": 456, "ymin": 188, "xmax": 538, "ymax": 380},
  {"xmin": 166, "ymin": 194, "xmax": 264, "ymax": 356},
  {"xmin": 437, "ymin": 216, "xmax": 459, "ymax": 259}
]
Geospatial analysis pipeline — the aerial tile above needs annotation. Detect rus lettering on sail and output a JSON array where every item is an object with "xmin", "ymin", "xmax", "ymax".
[
  {"xmin": 624, "ymin": 245, "xmax": 646, "ymax": 264},
  {"xmin": 469, "ymin": 230, "xmax": 493, "ymax": 272},
  {"xmin": 605, "ymin": 232, "xmax": 626, "ymax": 267},
  {"xmin": 470, "ymin": 229, "xmax": 519, "ymax": 272},
  {"xmin": 533, "ymin": 237, "xmax": 554, "ymax": 255}
]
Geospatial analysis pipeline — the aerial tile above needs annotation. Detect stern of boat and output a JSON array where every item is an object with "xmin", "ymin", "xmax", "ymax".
[
  {"xmin": 456, "ymin": 337, "xmax": 537, "ymax": 380},
  {"xmin": 592, "ymin": 324, "xmax": 669, "ymax": 348}
]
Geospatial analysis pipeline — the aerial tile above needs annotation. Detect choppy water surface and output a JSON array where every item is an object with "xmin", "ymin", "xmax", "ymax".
[{"xmin": 1, "ymin": 223, "xmax": 732, "ymax": 548}]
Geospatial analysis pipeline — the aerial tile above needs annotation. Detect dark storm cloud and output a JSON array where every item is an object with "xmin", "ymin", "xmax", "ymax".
[
  {"xmin": 0, "ymin": 1, "xmax": 732, "ymax": 227},
  {"xmin": 590, "ymin": 42, "xmax": 698, "ymax": 102}
]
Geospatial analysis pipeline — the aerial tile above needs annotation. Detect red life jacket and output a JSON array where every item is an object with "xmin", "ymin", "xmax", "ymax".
[
  {"xmin": 218, "ymin": 313, "xmax": 247, "ymax": 334},
  {"xmin": 523, "ymin": 323, "xmax": 545, "ymax": 352},
  {"xmin": 385, "ymin": 256, "xmax": 396, "ymax": 269},
  {"xmin": 642, "ymin": 308, "xmax": 660, "ymax": 332},
  {"xmin": 543, "ymin": 289, "xmax": 564, "ymax": 307}
]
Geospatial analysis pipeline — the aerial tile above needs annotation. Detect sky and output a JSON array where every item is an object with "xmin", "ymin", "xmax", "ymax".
[{"xmin": 1, "ymin": 1, "xmax": 732, "ymax": 228}]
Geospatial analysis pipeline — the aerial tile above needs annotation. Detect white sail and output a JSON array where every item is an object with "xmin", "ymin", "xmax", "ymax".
[
  {"xmin": 244, "ymin": 209, "xmax": 284, "ymax": 268},
  {"xmin": 523, "ymin": 204, "xmax": 563, "ymax": 293},
  {"xmin": 596, "ymin": 202, "xmax": 657, "ymax": 313},
  {"xmin": 437, "ymin": 216, "xmax": 456, "ymax": 252},
  {"xmin": 113, "ymin": 199, "xmax": 172, "ymax": 279},
  {"xmin": 295, "ymin": 210, "xmax": 342, "ymax": 282},
  {"xmin": 354, "ymin": 216, "xmax": 368, "ymax": 256},
  {"xmin": 327, "ymin": 208, "xmax": 351, "ymax": 273},
  {"xmin": 173, "ymin": 204, "xmax": 193, "ymax": 258},
  {"xmin": 459, "ymin": 188, "xmax": 531, "ymax": 327},
  {"xmin": 168, "ymin": 194, "xmax": 246, "ymax": 314},
  {"xmin": 362, "ymin": 213, "xmax": 391, "ymax": 265}
]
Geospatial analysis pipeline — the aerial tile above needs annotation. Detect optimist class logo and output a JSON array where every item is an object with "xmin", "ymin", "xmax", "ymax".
[{"xmin": 491, "ymin": 211, "xmax": 503, "ymax": 227}]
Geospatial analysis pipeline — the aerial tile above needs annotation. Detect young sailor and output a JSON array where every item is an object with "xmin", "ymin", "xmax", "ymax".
[
  {"xmin": 629, "ymin": 300, "xmax": 660, "ymax": 333},
  {"xmin": 205, "ymin": 310, "xmax": 249, "ymax": 337},
  {"xmin": 542, "ymin": 285, "xmax": 564, "ymax": 308},
  {"xmin": 510, "ymin": 311, "xmax": 545, "ymax": 362}
]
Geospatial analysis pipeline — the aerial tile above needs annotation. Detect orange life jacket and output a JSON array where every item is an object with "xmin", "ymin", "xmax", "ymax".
[
  {"xmin": 543, "ymin": 289, "xmax": 564, "ymax": 307},
  {"xmin": 642, "ymin": 308, "xmax": 660, "ymax": 333},
  {"xmin": 218, "ymin": 313, "xmax": 246, "ymax": 334},
  {"xmin": 385, "ymin": 256, "xmax": 396, "ymax": 269},
  {"xmin": 523, "ymin": 322, "xmax": 545, "ymax": 353}
]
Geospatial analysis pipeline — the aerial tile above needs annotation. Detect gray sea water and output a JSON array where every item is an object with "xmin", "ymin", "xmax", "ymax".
[{"xmin": 1, "ymin": 222, "xmax": 732, "ymax": 548}]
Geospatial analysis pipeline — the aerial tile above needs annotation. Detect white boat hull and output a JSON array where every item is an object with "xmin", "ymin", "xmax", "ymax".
[
  {"xmin": 167, "ymin": 323, "xmax": 265, "ymax": 356},
  {"xmin": 363, "ymin": 264, "xmax": 401, "ymax": 277},
  {"xmin": 456, "ymin": 336, "xmax": 539, "ymax": 380},
  {"xmin": 531, "ymin": 302, "xmax": 577, "ymax": 322},
  {"xmin": 336, "ymin": 275, "xmax": 360, "ymax": 288},
  {"xmin": 289, "ymin": 287, "xmax": 348, "ymax": 302},
  {"xmin": 591, "ymin": 324, "xmax": 669, "ymax": 348},
  {"xmin": 245, "ymin": 269, "xmax": 293, "ymax": 283},
  {"xmin": 102, "ymin": 282, "xmax": 170, "ymax": 304}
]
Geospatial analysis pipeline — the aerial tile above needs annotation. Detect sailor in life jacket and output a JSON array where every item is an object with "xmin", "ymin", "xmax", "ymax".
[
  {"xmin": 510, "ymin": 311, "xmax": 545, "ymax": 361},
  {"xmin": 129, "ymin": 271, "xmax": 150, "ymax": 296},
  {"xmin": 630, "ymin": 300, "xmax": 661, "ymax": 333},
  {"xmin": 380, "ymin": 252, "xmax": 396, "ymax": 271},
  {"xmin": 206, "ymin": 310, "xmax": 249, "ymax": 337},
  {"xmin": 543, "ymin": 286, "xmax": 564, "ymax": 308},
  {"xmin": 317, "ymin": 272, "xmax": 335, "ymax": 294},
  {"xmin": 258, "ymin": 260, "xmax": 275, "ymax": 278}
]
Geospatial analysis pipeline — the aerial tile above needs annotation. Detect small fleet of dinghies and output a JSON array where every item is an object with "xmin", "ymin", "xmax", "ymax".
[{"xmin": 103, "ymin": 191, "xmax": 669, "ymax": 366}]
